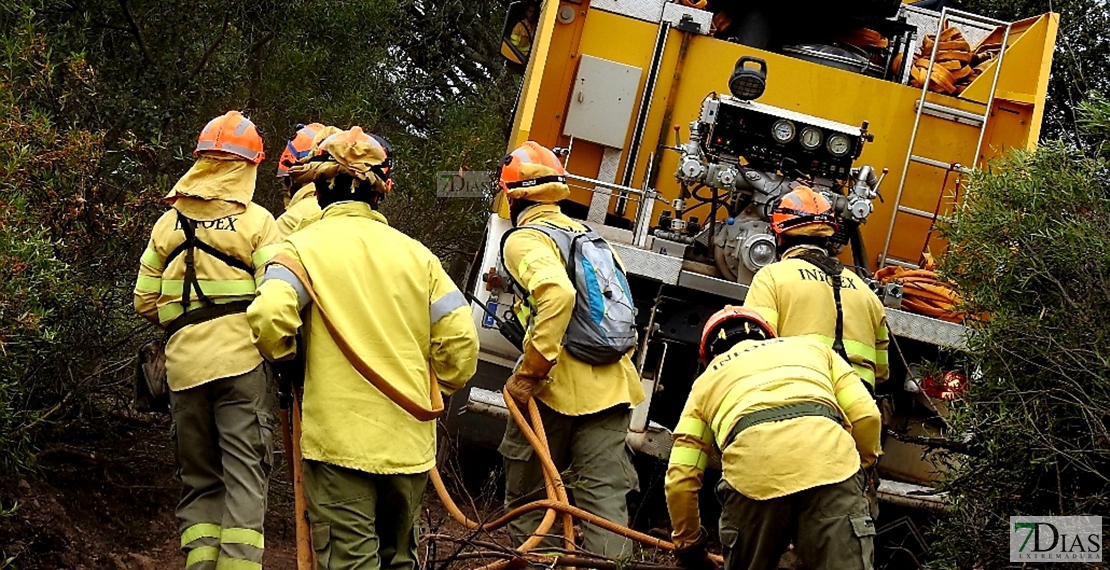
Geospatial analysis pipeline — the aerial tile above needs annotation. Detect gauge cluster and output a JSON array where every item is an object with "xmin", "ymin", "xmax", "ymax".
[{"xmin": 701, "ymin": 95, "xmax": 865, "ymax": 179}]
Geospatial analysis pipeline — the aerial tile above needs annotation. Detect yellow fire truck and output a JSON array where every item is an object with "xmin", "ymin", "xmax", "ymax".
[{"xmin": 450, "ymin": 0, "xmax": 1057, "ymax": 561}]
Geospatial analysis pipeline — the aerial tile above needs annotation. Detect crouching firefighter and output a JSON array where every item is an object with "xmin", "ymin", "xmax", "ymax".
[
  {"xmin": 665, "ymin": 306, "xmax": 882, "ymax": 570},
  {"xmin": 133, "ymin": 111, "xmax": 281, "ymax": 570},
  {"xmin": 246, "ymin": 127, "xmax": 479, "ymax": 570},
  {"xmin": 496, "ymin": 141, "xmax": 645, "ymax": 558}
]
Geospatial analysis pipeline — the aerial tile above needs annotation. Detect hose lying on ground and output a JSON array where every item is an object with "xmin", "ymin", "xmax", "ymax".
[{"xmin": 429, "ymin": 387, "xmax": 725, "ymax": 569}]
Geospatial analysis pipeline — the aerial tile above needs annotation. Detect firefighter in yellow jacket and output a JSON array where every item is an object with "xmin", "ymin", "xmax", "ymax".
[
  {"xmin": 247, "ymin": 127, "xmax": 479, "ymax": 570},
  {"xmin": 665, "ymin": 306, "xmax": 881, "ymax": 570},
  {"xmin": 274, "ymin": 122, "xmax": 327, "ymax": 238},
  {"xmin": 743, "ymin": 186, "xmax": 889, "ymax": 390},
  {"xmin": 497, "ymin": 141, "xmax": 645, "ymax": 557},
  {"xmin": 133, "ymin": 111, "xmax": 281, "ymax": 570}
]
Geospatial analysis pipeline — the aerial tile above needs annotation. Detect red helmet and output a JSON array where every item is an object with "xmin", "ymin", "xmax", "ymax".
[
  {"xmin": 771, "ymin": 186, "xmax": 839, "ymax": 237},
  {"xmin": 195, "ymin": 111, "xmax": 265, "ymax": 164},
  {"xmin": 699, "ymin": 305, "xmax": 775, "ymax": 364},
  {"xmin": 498, "ymin": 141, "xmax": 570, "ymax": 203},
  {"xmin": 277, "ymin": 123, "xmax": 325, "ymax": 178}
]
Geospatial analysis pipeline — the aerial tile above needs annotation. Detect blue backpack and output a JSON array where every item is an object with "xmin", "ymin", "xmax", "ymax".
[{"xmin": 500, "ymin": 222, "xmax": 637, "ymax": 365}]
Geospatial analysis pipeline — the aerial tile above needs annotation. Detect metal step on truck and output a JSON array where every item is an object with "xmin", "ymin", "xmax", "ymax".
[{"xmin": 445, "ymin": 0, "xmax": 1057, "ymax": 560}]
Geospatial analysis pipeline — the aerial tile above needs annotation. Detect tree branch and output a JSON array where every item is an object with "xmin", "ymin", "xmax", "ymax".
[
  {"xmin": 189, "ymin": 12, "xmax": 231, "ymax": 82},
  {"xmin": 117, "ymin": 0, "xmax": 154, "ymax": 66}
]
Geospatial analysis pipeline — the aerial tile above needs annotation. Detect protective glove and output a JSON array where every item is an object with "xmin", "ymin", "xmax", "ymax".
[
  {"xmin": 505, "ymin": 345, "xmax": 555, "ymax": 405},
  {"xmin": 674, "ymin": 528, "xmax": 717, "ymax": 570},
  {"xmin": 505, "ymin": 373, "xmax": 541, "ymax": 405}
]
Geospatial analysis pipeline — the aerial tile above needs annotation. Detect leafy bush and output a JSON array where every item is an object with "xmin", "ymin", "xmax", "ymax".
[{"xmin": 929, "ymin": 95, "xmax": 1110, "ymax": 568}]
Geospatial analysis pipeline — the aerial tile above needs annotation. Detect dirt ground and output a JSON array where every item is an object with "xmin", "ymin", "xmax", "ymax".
[{"xmin": 0, "ymin": 416, "xmax": 534, "ymax": 570}]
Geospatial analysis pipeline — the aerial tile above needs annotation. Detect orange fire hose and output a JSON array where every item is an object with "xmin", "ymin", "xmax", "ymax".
[{"xmin": 429, "ymin": 387, "xmax": 725, "ymax": 567}]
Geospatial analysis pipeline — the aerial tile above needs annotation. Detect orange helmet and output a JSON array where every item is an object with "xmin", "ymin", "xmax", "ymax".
[
  {"xmin": 194, "ymin": 111, "xmax": 265, "ymax": 164},
  {"xmin": 699, "ymin": 305, "xmax": 775, "ymax": 364},
  {"xmin": 498, "ymin": 141, "xmax": 570, "ymax": 203},
  {"xmin": 770, "ymin": 186, "xmax": 839, "ymax": 238},
  {"xmin": 277, "ymin": 122, "xmax": 325, "ymax": 178}
]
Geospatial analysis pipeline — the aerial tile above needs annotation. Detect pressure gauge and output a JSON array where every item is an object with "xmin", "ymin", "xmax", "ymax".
[
  {"xmin": 827, "ymin": 133, "xmax": 852, "ymax": 157},
  {"xmin": 800, "ymin": 126, "xmax": 823, "ymax": 150},
  {"xmin": 771, "ymin": 119, "xmax": 796, "ymax": 143}
]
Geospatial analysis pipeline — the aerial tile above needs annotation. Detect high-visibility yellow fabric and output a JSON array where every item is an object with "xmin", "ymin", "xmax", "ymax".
[
  {"xmin": 501, "ymin": 205, "xmax": 644, "ymax": 416},
  {"xmin": 181, "ymin": 523, "xmax": 222, "ymax": 546},
  {"xmin": 134, "ymin": 200, "xmax": 280, "ymax": 391},
  {"xmin": 276, "ymin": 184, "xmax": 320, "ymax": 238},
  {"xmin": 247, "ymin": 202, "xmax": 479, "ymax": 475},
  {"xmin": 664, "ymin": 336, "xmax": 881, "ymax": 547},
  {"xmin": 743, "ymin": 246, "xmax": 889, "ymax": 386},
  {"xmin": 187, "ymin": 546, "xmax": 219, "ymax": 566},
  {"xmin": 165, "ymin": 156, "xmax": 257, "ymax": 221}
]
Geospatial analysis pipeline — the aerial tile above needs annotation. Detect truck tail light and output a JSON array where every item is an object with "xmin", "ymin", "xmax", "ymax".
[{"xmin": 920, "ymin": 370, "xmax": 968, "ymax": 401}]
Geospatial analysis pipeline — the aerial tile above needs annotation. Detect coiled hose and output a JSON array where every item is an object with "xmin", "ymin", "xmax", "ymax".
[{"xmin": 429, "ymin": 387, "xmax": 723, "ymax": 569}]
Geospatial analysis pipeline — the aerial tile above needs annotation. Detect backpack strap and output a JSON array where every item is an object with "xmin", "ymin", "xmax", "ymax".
[
  {"xmin": 795, "ymin": 250, "xmax": 850, "ymax": 365},
  {"xmin": 164, "ymin": 210, "xmax": 256, "ymax": 329}
]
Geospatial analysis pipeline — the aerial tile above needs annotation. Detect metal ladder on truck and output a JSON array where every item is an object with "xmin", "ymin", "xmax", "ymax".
[{"xmin": 878, "ymin": 7, "xmax": 1012, "ymax": 268}]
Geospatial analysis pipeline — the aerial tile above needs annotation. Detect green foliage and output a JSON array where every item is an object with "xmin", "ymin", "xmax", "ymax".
[
  {"xmin": 929, "ymin": 95, "xmax": 1110, "ymax": 568},
  {"xmin": 0, "ymin": 0, "xmax": 516, "ymax": 473}
]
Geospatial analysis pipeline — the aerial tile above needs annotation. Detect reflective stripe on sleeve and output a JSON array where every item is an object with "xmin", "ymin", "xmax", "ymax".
[
  {"xmin": 809, "ymin": 334, "xmax": 879, "ymax": 363},
  {"xmin": 135, "ymin": 275, "xmax": 162, "ymax": 293},
  {"xmin": 516, "ymin": 248, "xmax": 550, "ymax": 280},
  {"xmin": 252, "ymin": 244, "xmax": 280, "ymax": 268},
  {"xmin": 186, "ymin": 546, "xmax": 219, "ymax": 567},
  {"xmin": 181, "ymin": 523, "xmax": 222, "ymax": 547},
  {"xmin": 668, "ymin": 445, "xmax": 708, "ymax": 471},
  {"xmin": 141, "ymin": 247, "xmax": 165, "ymax": 271},
  {"xmin": 674, "ymin": 416, "xmax": 713, "ymax": 446},
  {"xmin": 877, "ymin": 323, "xmax": 889, "ymax": 340},
  {"xmin": 261, "ymin": 266, "xmax": 311, "ymax": 311},
  {"xmin": 430, "ymin": 289, "xmax": 467, "ymax": 325},
  {"xmin": 221, "ymin": 527, "xmax": 264, "ymax": 549},
  {"xmin": 525, "ymin": 266, "xmax": 567, "ymax": 290}
]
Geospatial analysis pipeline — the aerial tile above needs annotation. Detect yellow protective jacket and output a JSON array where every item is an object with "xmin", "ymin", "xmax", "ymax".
[
  {"xmin": 502, "ymin": 205, "xmax": 645, "ymax": 416},
  {"xmin": 133, "ymin": 160, "xmax": 280, "ymax": 391},
  {"xmin": 247, "ymin": 202, "xmax": 479, "ymax": 475},
  {"xmin": 744, "ymin": 246, "xmax": 889, "ymax": 387},
  {"xmin": 276, "ymin": 183, "xmax": 320, "ymax": 238},
  {"xmin": 664, "ymin": 336, "xmax": 881, "ymax": 547}
]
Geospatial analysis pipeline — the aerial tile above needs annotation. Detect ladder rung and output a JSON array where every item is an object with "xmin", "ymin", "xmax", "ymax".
[
  {"xmin": 881, "ymin": 256, "xmax": 921, "ymax": 270},
  {"xmin": 919, "ymin": 102, "xmax": 986, "ymax": 127},
  {"xmin": 944, "ymin": 11, "xmax": 1010, "ymax": 30},
  {"xmin": 897, "ymin": 205, "xmax": 952, "ymax": 224},
  {"xmin": 910, "ymin": 155, "xmax": 970, "ymax": 173}
]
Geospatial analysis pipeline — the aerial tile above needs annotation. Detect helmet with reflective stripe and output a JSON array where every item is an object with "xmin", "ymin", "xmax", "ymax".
[
  {"xmin": 699, "ymin": 305, "xmax": 775, "ymax": 364},
  {"xmin": 277, "ymin": 122, "xmax": 325, "ymax": 178},
  {"xmin": 194, "ymin": 111, "xmax": 265, "ymax": 164},
  {"xmin": 771, "ymin": 186, "xmax": 839, "ymax": 238},
  {"xmin": 498, "ymin": 141, "xmax": 570, "ymax": 203}
]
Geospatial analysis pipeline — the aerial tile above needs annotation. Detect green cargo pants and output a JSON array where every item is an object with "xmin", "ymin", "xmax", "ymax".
[
  {"xmin": 170, "ymin": 363, "xmax": 277, "ymax": 570},
  {"xmin": 499, "ymin": 402, "xmax": 638, "ymax": 558},
  {"xmin": 716, "ymin": 471, "xmax": 876, "ymax": 570},
  {"xmin": 303, "ymin": 460, "xmax": 428, "ymax": 570}
]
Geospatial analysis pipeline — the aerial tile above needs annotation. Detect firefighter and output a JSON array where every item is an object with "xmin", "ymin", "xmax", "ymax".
[
  {"xmin": 743, "ymin": 185, "xmax": 889, "ymax": 391},
  {"xmin": 275, "ymin": 122, "xmax": 326, "ymax": 238},
  {"xmin": 743, "ymin": 186, "xmax": 889, "ymax": 518},
  {"xmin": 497, "ymin": 141, "xmax": 645, "ymax": 558},
  {"xmin": 133, "ymin": 110, "xmax": 281, "ymax": 570},
  {"xmin": 246, "ymin": 127, "xmax": 479, "ymax": 570},
  {"xmin": 665, "ymin": 306, "xmax": 882, "ymax": 570}
]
